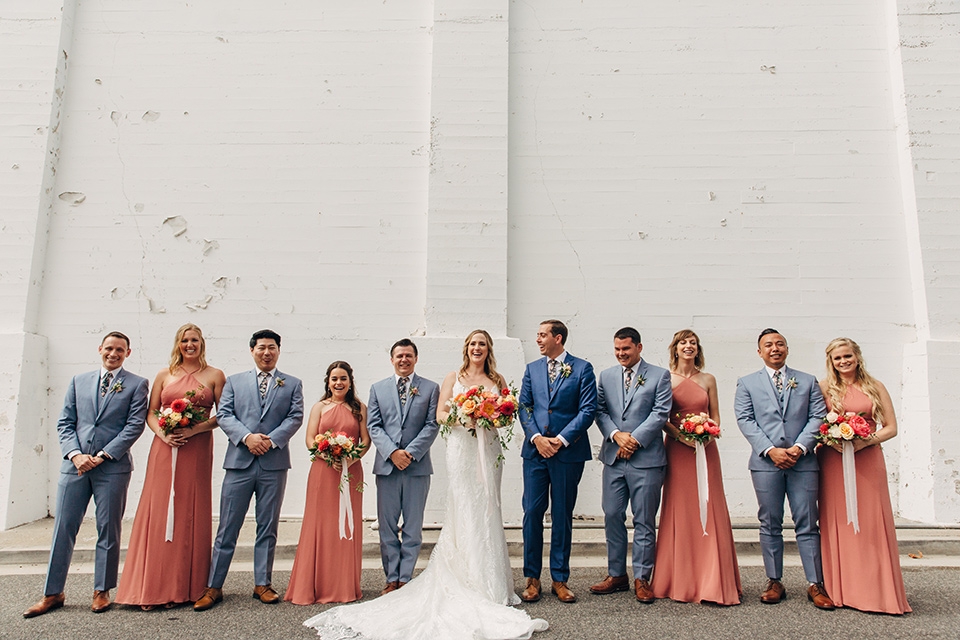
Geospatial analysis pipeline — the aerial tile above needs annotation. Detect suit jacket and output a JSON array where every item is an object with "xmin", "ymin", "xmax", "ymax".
[
  {"xmin": 367, "ymin": 373, "xmax": 440, "ymax": 476},
  {"xmin": 56, "ymin": 369, "xmax": 149, "ymax": 475},
  {"xmin": 217, "ymin": 369, "xmax": 304, "ymax": 471},
  {"xmin": 734, "ymin": 365, "xmax": 826, "ymax": 472},
  {"xmin": 595, "ymin": 359, "xmax": 672, "ymax": 468},
  {"xmin": 518, "ymin": 354, "xmax": 597, "ymax": 463}
]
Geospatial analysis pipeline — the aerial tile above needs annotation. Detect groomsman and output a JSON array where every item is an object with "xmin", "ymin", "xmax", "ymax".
[
  {"xmin": 734, "ymin": 328, "xmax": 835, "ymax": 609},
  {"xmin": 24, "ymin": 332, "xmax": 149, "ymax": 618},
  {"xmin": 589, "ymin": 327, "xmax": 672, "ymax": 603},
  {"xmin": 367, "ymin": 338, "xmax": 440, "ymax": 595},
  {"xmin": 195, "ymin": 329, "xmax": 304, "ymax": 611},
  {"xmin": 518, "ymin": 320, "xmax": 597, "ymax": 603}
]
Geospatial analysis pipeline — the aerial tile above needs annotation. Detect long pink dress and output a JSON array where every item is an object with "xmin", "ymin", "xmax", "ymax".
[
  {"xmin": 284, "ymin": 403, "xmax": 363, "ymax": 604},
  {"xmin": 116, "ymin": 371, "xmax": 213, "ymax": 605},
  {"xmin": 651, "ymin": 378, "xmax": 741, "ymax": 605},
  {"xmin": 817, "ymin": 386, "xmax": 911, "ymax": 614}
]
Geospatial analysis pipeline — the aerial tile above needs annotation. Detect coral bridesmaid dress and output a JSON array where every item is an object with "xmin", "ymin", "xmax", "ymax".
[
  {"xmin": 651, "ymin": 378, "xmax": 741, "ymax": 605},
  {"xmin": 285, "ymin": 403, "xmax": 364, "ymax": 604},
  {"xmin": 116, "ymin": 371, "xmax": 214, "ymax": 605},
  {"xmin": 817, "ymin": 386, "xmax": 911, "ymax": 614}
]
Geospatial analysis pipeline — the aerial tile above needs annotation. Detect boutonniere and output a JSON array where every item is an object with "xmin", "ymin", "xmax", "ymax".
[
  {"xmin": 636, "ymin": 374, "xmax": 647, "ymax": 387},
  {"xmin": 275, "ymin": 377, "xmax": 286, "ymax": 388},
  {"xmin": 111, "ymin": 381, "xmax": 124, "ymax": 393},
  {"xmin": 786, "ymin": 377, "xmax": 798, "ymax": 390},
  {"xmin": 410, "ymin": 386, "xmax": 420, "ymax": 397},
  {"xmin": 559, "ymin": 363, "xmax": 572, "ymax": 379}
]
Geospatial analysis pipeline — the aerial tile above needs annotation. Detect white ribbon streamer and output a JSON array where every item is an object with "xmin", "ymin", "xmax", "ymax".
[
  {"xmin": 695, "ymin": 441, "xmax": 709, "ymax": 535},
  {"xmin": 338, "ymin": 463, "xmax": 354, "ymax": 540},
  {"xmin": 841, "ymin": 440, "xmax": 860, "ymax": 534},
  {"xmin": 164, "ymin": 447, "xmax": 177, "ymax": 542}
]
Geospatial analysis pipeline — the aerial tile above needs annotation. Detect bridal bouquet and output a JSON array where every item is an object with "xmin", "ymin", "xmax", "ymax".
[
  {"xmin": 816, "ymin": 411, "xmax": 873, "ymax": 446},
  {"xmin": 154, "ymin": 386, "xmax": 207, "ymax": 435},
  {"xmin": 676, "ymin": 412, "xmax": 721, "ymax": 444},
  {"xmin": 442, "ymin": 384, "xmax": 519, "ymax": 449}
]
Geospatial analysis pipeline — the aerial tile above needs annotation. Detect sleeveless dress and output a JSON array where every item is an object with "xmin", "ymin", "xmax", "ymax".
[
  {"xmin": 303, "ymin": 380, "xmax": 548, "ymax": 640},
  {"xmin": 116, "ymin": 371, "xmax": 214, "ymax": 605},
  {"xmin": 817, "ymin": 386, "xmax": 911, "ymax": 614},
  {"xmin": 651, "ymin": 378, "xmax": 741, "ymax": 605},
  {"xmin": 285, "ymin": 403, "xmax": 364, "ymax": 604}
]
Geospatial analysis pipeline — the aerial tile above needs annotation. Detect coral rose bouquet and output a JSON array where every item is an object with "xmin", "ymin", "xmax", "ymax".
[
  {"xmin": 309, "ymin": 430, "xmax": 368, "ymax": 540},
  {"xmin": 817, "ymin": 411, "xmax": 874, "ymax": 534},
  {"xmin": 442, "ymin": 384, "xmax": 519, "ymax": 457},
  {"xmin": 676, "ymin": 411, "xmax": 721, "ymax": 535},
  {"xmin": 154, "ymin": 386, "xmax": 208, "ymax": 435}
]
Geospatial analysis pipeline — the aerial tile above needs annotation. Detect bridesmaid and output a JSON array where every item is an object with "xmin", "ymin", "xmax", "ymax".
[
  {"xmin": 651, "ymin": 329, "xmax": 741, "ymax": 605},
  {"xmin": 285, "ymin": 361, "xmax": 370, "ymax": 604},
  {"xmin": 116, "ymin": 324, "xmax": 225, "ymax": 610},
  {"xmin": 817, "ymin": 338, "xmax": 910, "ymax": 614}
]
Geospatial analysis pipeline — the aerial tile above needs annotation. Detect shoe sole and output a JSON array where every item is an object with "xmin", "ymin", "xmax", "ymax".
[
  {"xmin": 636, "ymin": 596, "xmax": 655, "ymax": 604},
  {"xmin": 761, "ymin": 593, "xmax": 786, "ymax": 604},
  {"xmin": 193, "ymin": 597, "xmax": 222, "ymax": 612},
  {"xmin": 808, "ymin": 594, "xmax": 835, "ymax": 610},
  {"xmin": 91, "ymin": 604, "xmax": 111, "ymax": 613},
  {"xmin": 252, "ymin": 594, "xmax": 280, "ymax": 604},
  {"xmin": 551, "ymin": 590, "xmax": 576, "ymax": 603},
  {"xmin": 520, "ymin": 593, "xmax": 541, "ymax": 603}
]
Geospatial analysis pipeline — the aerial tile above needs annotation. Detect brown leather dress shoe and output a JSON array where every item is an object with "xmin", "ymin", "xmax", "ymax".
[
  {"xmin": 634, "ymin": 579, "xmax": 655, "ymax": 604},
  {"xmin": 381, "ymin": 581, "xmax": 400, "ymax": 596},
  {"xmin": 91, "ymin": 590, "xmax": 111, "ymax": 613},
  {"xmin": 252, "ymin": 584, "xmax": 280, "ymax": 604},
  {"xmin": 590, "ymin": 575, "xmax": 630, "ymax": 595},
  {"xmin": 760, "ymin": 579, "xmax": 786, "ymax": 604},
  {"xmin": 807, "ymin": 583, "xmax": 836, "ymax": 610},
  {"xmin": 194, "ymin": 587, "xmax": 223, "ymax": 611},
  {"xmin": 519, "ymin": 578, "xmax": 541, "ymax": 602},
  {"xmin": 23, "ymin": 593, "xmax": 65, "ymax": 619},
  {"xmin": 551, "ymin": 581, "xmax": 577, "ymax": 603}
]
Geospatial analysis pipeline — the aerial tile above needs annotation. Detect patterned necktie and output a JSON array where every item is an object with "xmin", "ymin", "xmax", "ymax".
[
  {"xmin": 624, "ymin": 368, "xmax": 632, "ymax": 400},
  {"xmin": 773, "ymin": 370, "xmax": 783, "ymax": 395},
  {"xmin": 398, "ymin": 376, "xmax": 410, "ymax": 407},
  {"xmin": 258, "ymin": 371, "xmax": 269, "ymax": 399},
  {"xmin": 548, "ymin": 359, "xmax": 559, "ymax": 383},
  {"xmin": 100, "ymin": 372, "xmax": 113, "ymax": 398}
]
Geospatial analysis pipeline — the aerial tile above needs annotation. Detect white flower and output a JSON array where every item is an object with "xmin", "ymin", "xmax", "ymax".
[{"xmin": 826, "ymin": 411, "xmax": 839, "ymax": 423}]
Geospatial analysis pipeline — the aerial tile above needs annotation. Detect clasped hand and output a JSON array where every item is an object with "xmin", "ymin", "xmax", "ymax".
[
  {"xmin": 390, "ymin": 449, "xmax": 414, "ymax": 470},
  {"xmin": 72, "ymin": 453, "xmax": 103, "ymax": 476},
  {"xmin": 534, "ymin": 436, "xmax": 563, "ymax": 459},
  {"xmin": 613, "ymin": 431, "xmax": 639, "ymax": 459},
  {"xmin": 246, "ymin": 433, "xmax": 272, "ymax": 455},
  {"xmin": 768, "ymin": 445, "xmax": 803, "ymax": 469}
]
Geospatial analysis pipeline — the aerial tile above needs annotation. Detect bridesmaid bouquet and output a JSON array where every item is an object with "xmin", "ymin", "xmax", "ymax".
[
  {"xmin": 441, "ymin": 384, "xmax": 519, "ymax": 453},
  {"xmin": 816, "ymin": 411, "xmax": 873, "ymax": 446},
  {"xmin": 310, "ymin": 430, "xmax": 368, "ymax": 491},
  {"xmin": 154, "ymin": 386, "xmax": 207, "ymax": 435},
  {"xmin": 676, "ymin": 412, "xmax": 721, "ymax": 444}
]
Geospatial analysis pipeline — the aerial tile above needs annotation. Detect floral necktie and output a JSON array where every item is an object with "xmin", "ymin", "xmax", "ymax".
[
  {"xmin": 773, "ymin": 370, "xmax": 783, "ymax": 395},
  {"xmin": 398, "ymin": 376, "xmax": 410, "ymax": 407},
  {"xmin": 258, "ymin": 371, "xmax": 269, "ymax": 399},
  {"xmin": 624, "ymin": 368, "xmax": 632, "ymax": 403},
  {"xmin": 100, "ymin": 372, "xmax": 113, "ymax": 397},
  {"xmin": 548, "ymin": 360, "xmax": 559, "ymax": 383}
]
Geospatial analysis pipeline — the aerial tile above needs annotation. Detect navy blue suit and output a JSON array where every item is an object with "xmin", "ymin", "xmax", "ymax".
[{"xmin": 519, "ymin": 354, "xmax": 597, "ymax": 582}]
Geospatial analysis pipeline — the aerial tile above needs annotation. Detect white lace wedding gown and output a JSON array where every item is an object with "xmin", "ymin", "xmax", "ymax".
[{"xmin": 303, "ymin": 381, "xmax": 548, "ymax": 640}]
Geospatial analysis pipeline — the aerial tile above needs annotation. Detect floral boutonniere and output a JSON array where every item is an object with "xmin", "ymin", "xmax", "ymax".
[
  {"xmin": 410, "ymin": 386, "xmax": 420, "ymax": 397},
  {"xmin": 110, "ymin": 381, "xmax": 124, "ymax": 394},
  {"xmin": 275, "ymin": 377, "xmax": 286, "ymax": 389},
  {"xmin": 786, "ymin": 377, "xmax": 798, "ymax": 390},
  {"xmin": 636, "ymin": 373, "xmax": 647, "ymax": 387},
  {"xmin": 559, "ymin": 363, "xmax": 573, "ymax": 379}
]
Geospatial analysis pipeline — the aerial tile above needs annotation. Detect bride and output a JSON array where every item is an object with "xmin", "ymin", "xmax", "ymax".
[{"xmin": 304, "ymin": 330, "xmax": 548, "ymax": 640}]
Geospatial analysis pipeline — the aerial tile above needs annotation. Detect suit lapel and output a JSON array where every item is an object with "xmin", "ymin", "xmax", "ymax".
[
  {"xmin": 623, "ymin": 361, "xmax": 644, "ymax": 414},
  {"xmin": 400, "ymin": 374, "xmax": 418, "ymax": 424},
  {"xmin": 781, "ymin": 366, "xmax": 794, "ymax": 414},
  {"xmin": 96, "ymin": 370, "xmax": 124, "ymax": 421},
  {"xmin": 759, "ymin": 369, "xmax": 784, "ymax": 417},
  {"xmin": 548, "ymin": 357, "xmax": 567, "ymax": 403},
  {"xmin": 261, "ymin": 370, "xmax": 281, "ymax": 417}
]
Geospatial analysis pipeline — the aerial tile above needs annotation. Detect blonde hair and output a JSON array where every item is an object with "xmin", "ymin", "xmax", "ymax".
[
  {"xmin": 668, "ymin": 329, "xmax": 705, "ymax": 372},
  {"xmin": 169, "ymin": 323, "xmax": 208, "ymax": 374},
  {"xmin": 823, "ymin": 337, "xmax": 884, "ymax": 424},
  {"xmin": 458, "ymin": 329, "xmax": 503, "ymax": 387}
]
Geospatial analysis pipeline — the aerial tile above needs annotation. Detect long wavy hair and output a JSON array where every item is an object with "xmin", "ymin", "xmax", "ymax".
[
  {"xmin": 668, "ymin": 329, "xmax": 705, "ymax": 372},
  {"xmin": 458, "ymin": 329, "xmax": 503, "ymax": 387},
  {"xmin": 823, "ymin": 337, "xmax": 885, "ymax": 424},
  {"xmin": 321, "ymin": 361, "xmax": 363, "ymax": 425},
  {"xmin": 169, "ymin": 323, "xmax": 207, "ymax": 374}
]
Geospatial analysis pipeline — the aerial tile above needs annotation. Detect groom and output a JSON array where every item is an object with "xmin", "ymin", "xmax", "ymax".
[
  {"xmin": 590, "ymin": 327, "xmax": 672, "ymax": 603},
  {"xmin": 518, "ymin": 320, "xmax": 597, "ymax": 604},
  {"xmin": 195, "ymin": 329, "xmax": 304, "ymax": 611},
  {"xmin": 367, "ymin": 338, "xmax": 440, "ymax": 595},
  {"xmin": 24, "ymin": 331, "xmax": 148, "ymax": 618},
  {"xmin": 735, "ymin": 328, "xmax": 834, "ymax": 609}
]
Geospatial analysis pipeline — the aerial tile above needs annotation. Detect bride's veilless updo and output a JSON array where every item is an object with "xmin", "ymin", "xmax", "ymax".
[{"xmin": 458, "ymin": 329, "xmax": 504, "ymax": 388}]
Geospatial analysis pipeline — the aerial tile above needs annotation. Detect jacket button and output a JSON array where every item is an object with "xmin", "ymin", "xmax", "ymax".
[{"xmin": 548, "ymin": 410, "xmax": 553, "ymax": 414}]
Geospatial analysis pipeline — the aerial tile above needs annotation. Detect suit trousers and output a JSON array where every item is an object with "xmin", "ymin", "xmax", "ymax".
[
  {"xmin": 601, "ymin": 460, "xmax": 664, "ymax": 581},
  {"xmin": 45, "ymin": 466, "xmax": 130, "ymax": 595},
  {"xmin": 208, "ymin": 458, "xmax": 288, "ymax": 588},
  {"xmin": 375, "ymin": 471, "xmax": 431, "ymax": 583},
  {"xmin": 522, "ymin": 455, "xmax": 585, "ymax": 583},
  {"xmin": 751, "ymin": 467, "xmax": 822, "ymax": 584}
]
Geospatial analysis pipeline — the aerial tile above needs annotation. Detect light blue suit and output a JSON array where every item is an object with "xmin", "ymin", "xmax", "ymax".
[
  {"xmin": 735, "ymin": 365, "xmax": 826, "ymax": 583},
  {"xmin": 367, "ymin": 373, "xmax": 440, "ymax": 583},
  {"xmin": 208, "ymin": 369, "xmax": 304, "ymax": 588},
  {"xmin": 47, "ymin": 368, "xmax": 149, "ymax": 595},
  {"xmin": 595, "ymin": 359, "xmax": 672, "ymax": 580}
]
